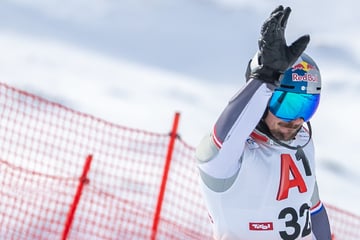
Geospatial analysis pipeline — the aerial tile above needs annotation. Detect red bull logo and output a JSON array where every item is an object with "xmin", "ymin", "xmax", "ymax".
[
  {"xmin": 292, "ymin": 61, "xmax": 316, "ymax": 72},
  {"xmin": 292, "ymin": 73, "xmax": 318, "ymax": 82},
  {"xmin": 292, "ymin": 61, "xmax": 318, "ymax": 82}
]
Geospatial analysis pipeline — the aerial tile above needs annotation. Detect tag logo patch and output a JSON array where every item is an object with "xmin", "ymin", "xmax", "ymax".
[{"xmin": 249, "ymin": 222, "xmax": 274, "ymax": 231}]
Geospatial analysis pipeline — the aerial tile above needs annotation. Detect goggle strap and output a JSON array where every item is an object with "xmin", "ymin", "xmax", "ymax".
[{"xmin": 266, "ymin": 121, "xmax": 312, "ymax": 151}]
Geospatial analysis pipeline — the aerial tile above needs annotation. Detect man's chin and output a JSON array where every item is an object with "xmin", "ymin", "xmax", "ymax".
[{"xmin": 272, "ymin": 132, "xmax": 296, "ymax": 142}]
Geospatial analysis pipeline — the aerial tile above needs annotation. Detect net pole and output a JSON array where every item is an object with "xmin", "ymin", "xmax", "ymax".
[
  {"xmin": 61, "ymin": 154, "xmax": 93, "ymax": 240},
  {"xmin": 151, "ymin": 112, "xmax": 181, "ymax": 240}
]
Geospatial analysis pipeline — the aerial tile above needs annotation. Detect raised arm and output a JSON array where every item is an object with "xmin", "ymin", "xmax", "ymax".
[{"xmin": 196, "ymin": 6, "xmax": 310, "ymax": 178}]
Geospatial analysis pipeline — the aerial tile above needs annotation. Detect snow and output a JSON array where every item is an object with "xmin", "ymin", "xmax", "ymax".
[{"xmin": 0, "ymin": 0, "xmax": 359, "ymax": 217}]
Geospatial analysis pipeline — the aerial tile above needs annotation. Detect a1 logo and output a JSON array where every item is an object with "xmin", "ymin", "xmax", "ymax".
[{"xmin": 277, "ymin": 154, "xmax": 310, "ymax": 201}]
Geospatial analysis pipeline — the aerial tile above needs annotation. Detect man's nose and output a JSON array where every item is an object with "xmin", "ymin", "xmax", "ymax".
[{"xmin": 290, "ymin": 118, "xmax": 304, "ymax": 125}]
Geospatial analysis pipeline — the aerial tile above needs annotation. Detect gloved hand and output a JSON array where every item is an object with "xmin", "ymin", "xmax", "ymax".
[{"xmin": 249, "ymin": 5, "xmax": 310, "ymax": 84}]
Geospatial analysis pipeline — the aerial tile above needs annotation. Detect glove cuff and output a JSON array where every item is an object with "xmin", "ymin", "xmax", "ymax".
[{"xmin": 246, "ymin": 52, "xmax": 281, "ymax": 85}]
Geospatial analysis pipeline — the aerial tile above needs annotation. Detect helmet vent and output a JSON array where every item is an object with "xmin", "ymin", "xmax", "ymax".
[{"xmin": 280, "ymin": 84, "xmax": 295, "ymax": 89}]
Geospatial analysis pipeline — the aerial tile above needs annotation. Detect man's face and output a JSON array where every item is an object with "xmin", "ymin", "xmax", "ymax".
[{"xmin": 264, "ymin": 110, "xmax": 304, "ymax": 141}]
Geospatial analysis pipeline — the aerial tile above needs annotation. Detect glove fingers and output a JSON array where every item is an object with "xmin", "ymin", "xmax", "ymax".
[
  {"xmin": 261, "ymin": 5, "xmax": 285, "ymax": 35},
  {"xmin": 289, "ymin": 35, "xmax": 310, "ymax": 60},
  {"xmin": 261, "ymin": 11, "xmax": 283, "ymax": 36},
  {"xmin": 280, "ymin": 7, "xmax": 291, "ymax": 29},
  {"xmin": 270, "ymin": 5, "xmax": 284, "ymax": 16}
]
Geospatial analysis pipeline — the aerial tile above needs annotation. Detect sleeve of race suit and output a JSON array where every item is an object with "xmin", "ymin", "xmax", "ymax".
[
  {"xmin": 310, "ymin": 182, "xmax": 332, "ymax": 239},
  {"xmin": 195, "ymin": 79, "xmax": 274, "ymax": 179}
]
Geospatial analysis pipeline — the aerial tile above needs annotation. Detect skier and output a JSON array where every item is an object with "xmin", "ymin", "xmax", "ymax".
[{"xmin": 196, "ymin": 6, "xmax": 332, "ymax": 240}]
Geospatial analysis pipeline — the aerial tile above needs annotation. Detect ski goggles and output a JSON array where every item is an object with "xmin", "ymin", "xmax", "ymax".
[{"xmin": 269, "ymin": 90, "xmax": 320, "ymax": 122}]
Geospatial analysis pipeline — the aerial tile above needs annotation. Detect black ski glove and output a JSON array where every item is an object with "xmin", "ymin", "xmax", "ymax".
[{"xmin": 249, "ymin": 5, "xmax": 310, "ymax": 85}]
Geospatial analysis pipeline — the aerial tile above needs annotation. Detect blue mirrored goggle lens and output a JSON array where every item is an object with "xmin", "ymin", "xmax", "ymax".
[{"xmin": 269, "ymin": 91, "xmax": 320, "ymax": 122}]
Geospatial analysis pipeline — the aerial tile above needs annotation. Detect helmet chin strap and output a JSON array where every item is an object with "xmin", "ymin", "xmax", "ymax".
[
  {"xmin": 256, "ymin": 120, "xmax": 313, "ymax": 150},
  {"xmin": 256, "ymin": 120, "xmax": 313, "ymax": 176},
  {"xmin": 272, "ymin": 121, "xmax": 312, "ymax": 150}
]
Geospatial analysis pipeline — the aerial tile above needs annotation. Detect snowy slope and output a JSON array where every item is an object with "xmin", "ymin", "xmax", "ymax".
[{"xmin": 0, "ymin": 0, "xmax": 359, "ymax": 216}]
